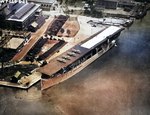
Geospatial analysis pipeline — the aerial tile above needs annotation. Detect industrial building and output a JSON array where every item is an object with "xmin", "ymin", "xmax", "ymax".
[
  {"xmin": 28, "ymin": 16, "xmax": 45, "ymax": 32},
  {"xmin": 28, "ymin": 0, "xmax": 57, "ymax": 11},
  {"xmin": 0, "ymin": 2, "xmax": 42, "ymax": 30},
  {"xmin": 96, "ymin": 0, "xmax": 135, "ymax": 11},
  {"xmin": 96, "ymin": 0, "xmax": 118, "ymax": 9}
]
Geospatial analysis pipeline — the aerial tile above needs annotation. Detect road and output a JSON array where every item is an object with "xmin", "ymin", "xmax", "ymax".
[{"xmin": 11, "ymin": 17, "xmax": 54, "ymax": 62}]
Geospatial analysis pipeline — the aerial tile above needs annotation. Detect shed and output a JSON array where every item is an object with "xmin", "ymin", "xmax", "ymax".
[{"xmin": 28, "ymin": 16, "xmax": 45, "ymax": 32}]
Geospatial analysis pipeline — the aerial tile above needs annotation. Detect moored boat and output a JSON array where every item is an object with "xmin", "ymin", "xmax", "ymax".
[{"xmin": 37, "ymin": 26, "xmax": 124, "ymax": 90}]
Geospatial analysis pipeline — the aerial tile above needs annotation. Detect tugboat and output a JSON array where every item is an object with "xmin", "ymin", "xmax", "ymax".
[{"xmin": 37, "ymin": 26, "xmax": 124, "ymax": 90}]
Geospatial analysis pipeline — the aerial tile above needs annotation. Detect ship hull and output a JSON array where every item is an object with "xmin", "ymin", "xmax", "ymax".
[{"xmin": 41, "ymin": 41, "xmax": 116, "ymax": 90}]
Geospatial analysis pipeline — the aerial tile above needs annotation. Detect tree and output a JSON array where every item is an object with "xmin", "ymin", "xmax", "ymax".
[
  {"xmin": 60, "ymin": 28, "xmax": 65, "ymax": 33},
  {"xmin": 71, "ymin": 9, "xmax": 74, "ymax": 14},
  {"xmin": 67, "ymin": 29, "xmax": 71, "ymax": 35}
]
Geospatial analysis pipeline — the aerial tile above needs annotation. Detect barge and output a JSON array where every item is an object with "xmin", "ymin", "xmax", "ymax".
[{"xmin": 37, "ymin": 26, "xmax": 124, "ymax": 90}]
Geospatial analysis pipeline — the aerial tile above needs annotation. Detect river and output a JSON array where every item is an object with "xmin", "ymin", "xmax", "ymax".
[{"xmin": 0, "ymin": 11, "xmax": 150, "ymax": 115}]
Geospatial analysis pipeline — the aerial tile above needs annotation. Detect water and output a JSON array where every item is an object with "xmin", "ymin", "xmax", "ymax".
[{"xmin": 0, "ymin": 11, "xmax": 150, "ymax": 115}]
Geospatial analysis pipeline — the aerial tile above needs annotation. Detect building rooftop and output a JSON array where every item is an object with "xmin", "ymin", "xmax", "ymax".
[
  {"xmin": 7, "ymin": 3, "xmax": 40, "ymax": 22},
  {"xmin": 3, "ymin": 37, "xmax": 25, "ymax": 49},
  {"xmin": 0, "ymin": 3, "xmax": 25, "ymax": 18},
  {"xmin": 36, "ymin": 16, "xmax": 45, "ymax": 25},
  {"xmin": 104, "ymin": 0, "xmax": 118, "ymax": 2},
  {"xmin": 12, "ymin": 3, "xmax": 35, "ymax": 19},
  {"xmin": 28, "ymin": 0, "xmax": 56, "ymax": 4}
]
